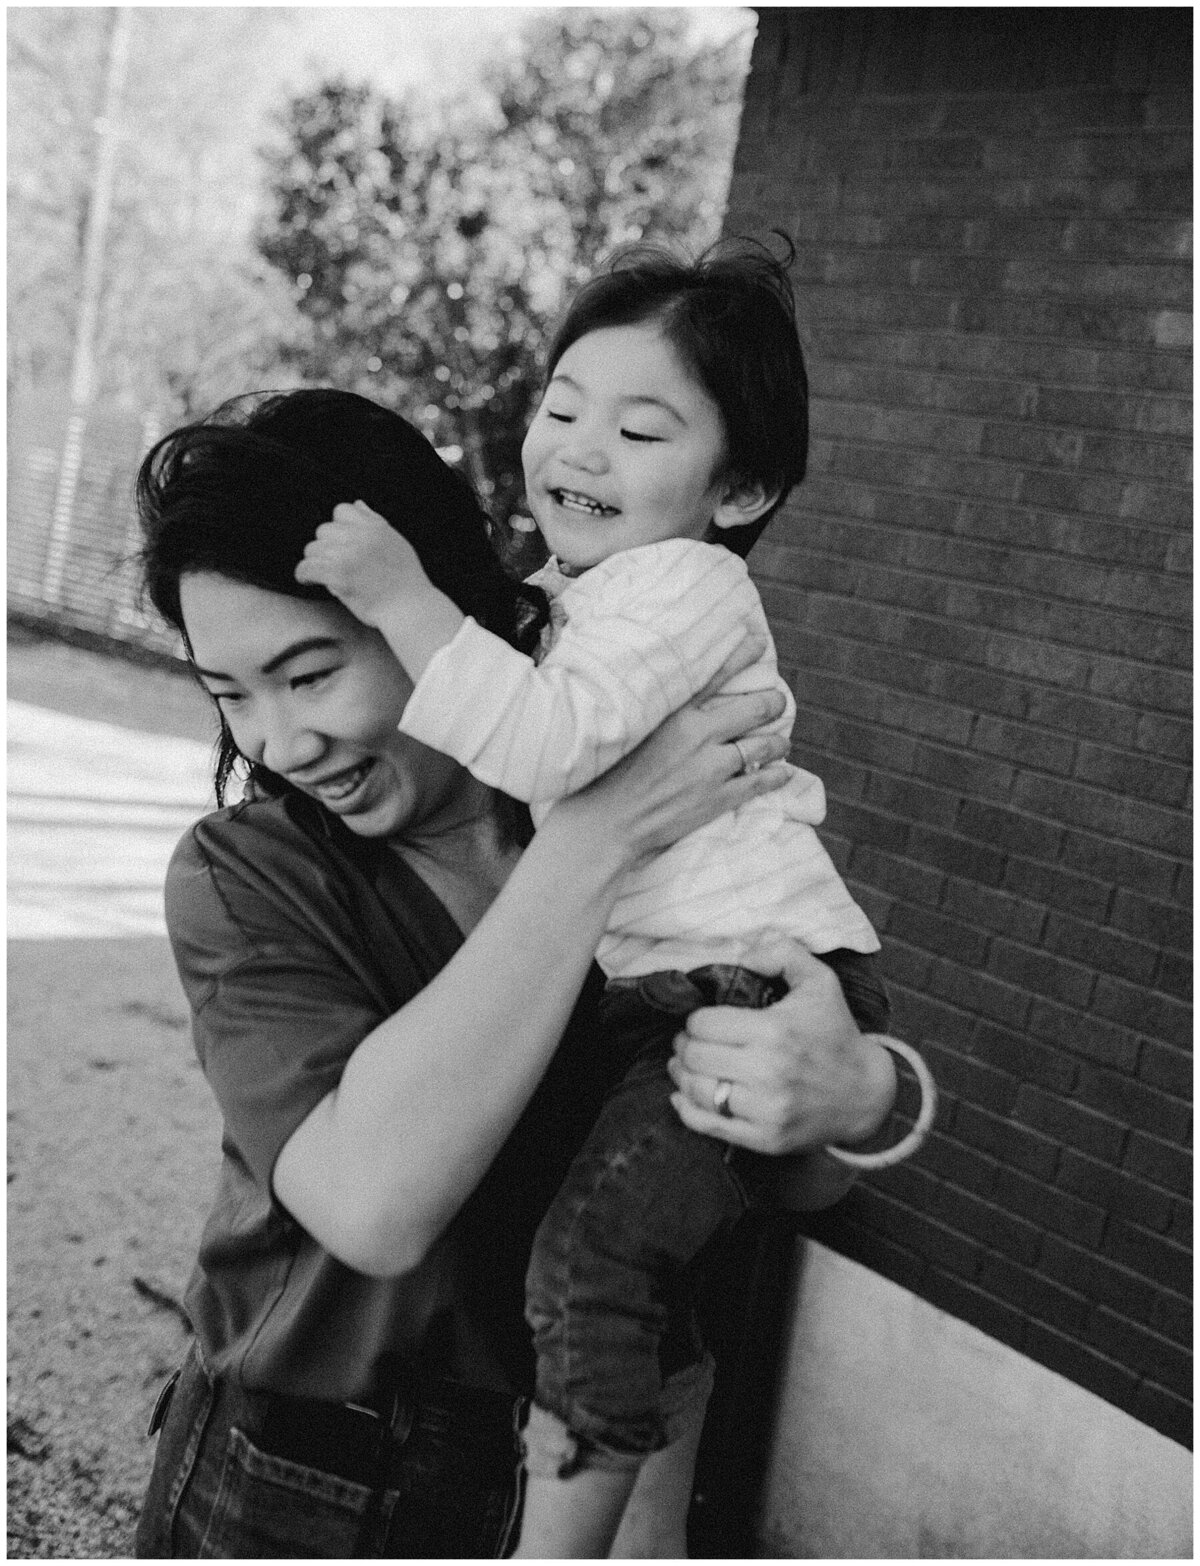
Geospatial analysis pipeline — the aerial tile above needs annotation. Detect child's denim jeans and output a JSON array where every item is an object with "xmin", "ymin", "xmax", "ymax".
[{"xmin": 521, "ymin": 950, "xmax": 889, "ymax": 1476}]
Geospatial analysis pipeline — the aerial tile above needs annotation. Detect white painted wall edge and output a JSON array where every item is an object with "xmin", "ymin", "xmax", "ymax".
[{"xmin": 758, "ymin": 1241, "xmax": 1192, "ymax": 1559}]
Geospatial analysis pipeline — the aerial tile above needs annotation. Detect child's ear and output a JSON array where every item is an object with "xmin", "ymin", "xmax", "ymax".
[{"xmin": 711, "ymin": 480, "xmax": 780, "ymax": 534}]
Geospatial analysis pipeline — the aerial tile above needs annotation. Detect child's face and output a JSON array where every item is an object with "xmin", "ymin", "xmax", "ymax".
[{"xmin": 521, "ymin": 324, "xmax": 731, "ymax": 572}]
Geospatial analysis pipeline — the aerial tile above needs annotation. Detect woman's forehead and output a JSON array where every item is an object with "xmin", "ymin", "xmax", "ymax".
[{"xmin": 180, "ymin": 573, "xmax": 356, "ymax": 674}]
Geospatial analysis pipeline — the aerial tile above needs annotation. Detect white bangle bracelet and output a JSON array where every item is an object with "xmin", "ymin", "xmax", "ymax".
[{"xmin": 826, "ymin": 1036, "xmax": 938, "ymax": 1171}]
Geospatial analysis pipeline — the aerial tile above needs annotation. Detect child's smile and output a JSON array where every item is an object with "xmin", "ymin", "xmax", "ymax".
[
  {"xmin": 550, "ymin": 487, "xmax": 619, "ymax": 518},
  {"xmin": 522, "ymin": 324, "xmax": 735, "ymax": 572}
]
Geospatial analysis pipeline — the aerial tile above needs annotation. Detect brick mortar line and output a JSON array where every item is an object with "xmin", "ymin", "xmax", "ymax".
[
  {"xmin": 780, "ymin": 113, "xmax": 1190, "ymax": 131},
  {"xmin": 861, "ymin": 1186, "xmax": 1176, "ymax": 1306},
  {"xmin": 792, "ymin": 465, "xmax": 1193, "ymax": 528},
  {"xmin": 766, "ymin": 567, "xmax": 1192, "ymax": 635},
  {"xmin": 783, "ymin": 495, "xmax": 1191, "ymax": 547},
  {"xmin": 800, "ymin": 709, "xmax": 1183, "ymax": 791},
  {"xmin": 790, "ymin": 713, "xmax": 1182, "ymax": 780},
  {"xmin": 794, "ymin": 251, "xmax": 1193, "ymax": 270},
  {"xmin": 797, "ymin": 288, "xmax": 1193, "ymax": 319},
  {"xmin": 783, "ymin": 183, "xmax": 1192, "ymax": 206},
  {"xmin": 892, "ymin": 912, "xmax": 1165, "ymax": 1004},
  {"xmin": 798, "ymin": 346, "xmax": 1190, "ymax": 385},
  {"xmin": 767, "ymin": 168, "xmax": 1191, "ymax": 190},
  {"xmin": 783, "ymin": 659, "xmax": 1189, "ymax": 726},
  {"xmin": 761, "ymin": 533, "xmax": 1193, "ymax": 591},
  {"xmin": 812, "ymin": 394, "xmax": 1194, "ymax": 440},
  {"xmin": 855, "ymin": 812, "xmax": 1187, "ymax": 909},
  {"xmin": 771, "ymin": 508, "xmax": 1192, "ymax": 559},
  {"xmin": 824, "ymin": 781, "xmax": 1189, "ymax": 870},
  {"xmin": 809, "ymin": 344, "xmax": 1196, "ymax": 377},
  {"xmin": 798, "ymin": 299, "xmax": 1194, "ymax": 328},
  {"xmin": 773, "ymin": 202, "xmax": 1194, "ymax": 225},
  {"xmin": 794, "ymin": 250, "xmax": 1193, "ymax": 271},
  {"xmin": 784, "ymin": 146, "xmax": 1192, "ymax": 165},
  {"xmin": 813, "ymin": 429, "xmax": 1192, "ymax": 475},
  {"xmin": 806, "ymin": 340, "xmax": 1194, "ymax": 385},
  {"xmin": 909, "ymin": 1247, "xmax": 1191, "ymax": 1372}
]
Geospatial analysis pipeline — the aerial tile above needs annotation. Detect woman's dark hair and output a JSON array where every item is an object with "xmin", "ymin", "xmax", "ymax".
[
  {"xmin": 544, "ymin": 235, "xmax": 808, "ymax": 558},
  {"xmin": 136, "ymin": 388, "xmax": 548, "ymax": 804}
]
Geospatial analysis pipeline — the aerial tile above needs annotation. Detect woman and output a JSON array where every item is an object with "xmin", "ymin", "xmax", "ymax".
[{"xmin": 132, "ymin": 389, "xmax": 897, "ymax": 1558}]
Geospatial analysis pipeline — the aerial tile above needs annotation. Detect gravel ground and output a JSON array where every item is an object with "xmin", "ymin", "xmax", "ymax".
[{"xmin": 8, "ymin": 631, "xmax": 222, "ymax": 1559}]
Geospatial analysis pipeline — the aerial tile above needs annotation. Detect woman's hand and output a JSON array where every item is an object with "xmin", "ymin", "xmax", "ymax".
[
  {"xmin": 667, "ymin": 938, "xmax": 897, "ymax": 1156},
  {"xmin": 549, "ymin": 633, "xmax": 793, "ymax": 875}
]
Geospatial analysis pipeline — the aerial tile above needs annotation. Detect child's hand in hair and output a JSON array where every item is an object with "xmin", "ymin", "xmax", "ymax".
[
  {"xmin": 297, "ymin": 500, "xmax": 466, "ymax": 682},
  {"xmin": 296, "ymin": 501, "xmax": 430, "ymax": 627}
]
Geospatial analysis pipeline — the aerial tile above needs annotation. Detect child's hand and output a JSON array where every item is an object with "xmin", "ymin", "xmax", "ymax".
[{"xmin": 295, "ymin": 501, "xmax": 430, "ymax": 627}]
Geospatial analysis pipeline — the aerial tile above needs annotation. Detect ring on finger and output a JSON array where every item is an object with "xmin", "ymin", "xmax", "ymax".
[
  {"xmin": 712, "ymin": 1078, "xmax": 735, "ymax": 1118},
  {"xmin": 731, "ymin": 738, "xmax": 762, "ymax": 776}
]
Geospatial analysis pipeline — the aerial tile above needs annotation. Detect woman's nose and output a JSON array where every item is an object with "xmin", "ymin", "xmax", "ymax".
[{"xmin": 259, "ymin": 709, "xmax": 324, "ymax": 777}]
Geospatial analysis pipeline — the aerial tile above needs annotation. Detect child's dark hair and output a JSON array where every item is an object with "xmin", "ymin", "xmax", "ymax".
[
  {"xmin": 136, "ymin": 388, "xmax": 548, "ymax": 804},
  {"xmin": 544, "ymin": 235, "xmax": 808, "ymax": 558}
]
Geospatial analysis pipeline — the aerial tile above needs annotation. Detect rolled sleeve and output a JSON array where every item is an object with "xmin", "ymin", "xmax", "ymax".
[{"xmin": 165, "ymin": 813, "xmax": 400, "ymax": 1193}]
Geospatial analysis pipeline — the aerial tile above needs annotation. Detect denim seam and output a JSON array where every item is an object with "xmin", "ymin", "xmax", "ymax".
[
  {"xmin": 627, "ymin": 983, "xmax": 692, "ymax": 1019},
  {"xmin": 164, "ymin": 1346, "xmax": 216, "ymax": 1556},
  {"xmin": 547, "ymin": 1119, "xmax": 741, "ymax": 1461},
  {"xmin": 495, "ymin": 1414, "xmax": 528, "ymax": 1559}
]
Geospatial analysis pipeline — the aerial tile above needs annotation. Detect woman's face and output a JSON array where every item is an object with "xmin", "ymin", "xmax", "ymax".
[{"xmin": 180, "ymin": 573, "xmax": 469, "ymax": 838}]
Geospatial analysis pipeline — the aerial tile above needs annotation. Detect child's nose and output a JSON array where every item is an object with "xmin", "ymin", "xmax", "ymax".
[{"xmin": 561, "ymin": 423, "xmax": 608, "ymax": 473}]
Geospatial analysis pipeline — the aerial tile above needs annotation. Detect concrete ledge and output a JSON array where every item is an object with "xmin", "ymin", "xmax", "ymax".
[{"xmin": 759, "ymin": 1243, "xmax": 1192, "ymax": 1559}]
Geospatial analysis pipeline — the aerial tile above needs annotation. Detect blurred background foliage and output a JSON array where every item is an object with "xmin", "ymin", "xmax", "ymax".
[
  {"xmin": 9, "ymin": 7, "xmax": 753, "ymax": 540},
  {"xmin": 8, "ymin": 8, "xmax": 306, "ymax": 416}
]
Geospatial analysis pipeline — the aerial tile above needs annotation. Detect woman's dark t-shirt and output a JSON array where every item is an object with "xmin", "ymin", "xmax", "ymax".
[{"xmin": 164, "ymin": 789, "xmax": 608, "ymax": 1406}]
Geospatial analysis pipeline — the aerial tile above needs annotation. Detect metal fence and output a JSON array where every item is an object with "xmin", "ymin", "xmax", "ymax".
[{"xmin": 8, "ymin": 390, "xmax": 182, "ymax": 658}]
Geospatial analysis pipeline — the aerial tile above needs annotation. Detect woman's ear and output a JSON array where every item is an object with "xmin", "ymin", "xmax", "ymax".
[{"xmin": 711, "ymin": 480, "xmax": 780, "ymax": 534}]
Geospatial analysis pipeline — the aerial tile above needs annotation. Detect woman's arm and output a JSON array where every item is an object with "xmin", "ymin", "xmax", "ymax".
[{"xmin": 274, "ymin": 665, "xmax": 793, "ymax": 1276}]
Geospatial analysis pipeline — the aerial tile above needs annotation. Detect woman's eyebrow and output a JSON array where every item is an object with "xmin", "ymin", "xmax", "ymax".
[
  {"xmin": 193, "ymin": 636, "xmax": 342, "ymax": 682},
  {"xmin": 261, "ymin": 636, "xmax": 342, "ymax": 675}
]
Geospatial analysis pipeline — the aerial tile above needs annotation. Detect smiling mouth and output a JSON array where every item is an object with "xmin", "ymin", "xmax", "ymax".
[
  {"xmin": 304, "ymin": 760, "xmax": 375, "ymax": 803},
  {"xmin": 550, "ymin": 488, "xmax": 619, "ymax": 517}
]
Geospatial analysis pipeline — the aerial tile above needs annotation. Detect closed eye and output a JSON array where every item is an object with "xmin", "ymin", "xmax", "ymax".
[
  {"xmin": 291, "ymin": 668, "xmax": 336, "ymax": 691},
  {"xmin": 621, "ymin": 429, "xmax": 664, "ymax": 443},
  {"xmin": 546, "ymin": 411, "xmax": 574, "ymax": 424}
]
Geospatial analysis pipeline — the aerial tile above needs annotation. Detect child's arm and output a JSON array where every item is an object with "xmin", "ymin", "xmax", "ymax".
[
  {"xmin": 294, "ymin": 501, "xmax": 465, "ymax": 679},
  {"xmin": 400, "ymin": 538, "xmax": 775, "ymax": 803}
]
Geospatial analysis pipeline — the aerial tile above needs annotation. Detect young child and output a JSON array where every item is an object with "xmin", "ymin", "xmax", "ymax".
[{"xmin": 298, "ymin": 241, "xmax": 895, "ymax": 1555}]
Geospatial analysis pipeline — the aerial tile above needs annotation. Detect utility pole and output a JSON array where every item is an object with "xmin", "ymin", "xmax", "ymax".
[{"xmin": 42, "ymin": 6, "xmax": 133, "ymax": 605}]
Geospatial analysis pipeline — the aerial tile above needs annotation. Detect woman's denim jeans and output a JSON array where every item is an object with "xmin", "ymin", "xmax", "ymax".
[
  {"xmin": 135, "ymin": 1342, "xmax": 526, "ymax": 1558},
  {"xmin": 522, "ymin": 952, "xmax": 889, "ymax": 1476}
]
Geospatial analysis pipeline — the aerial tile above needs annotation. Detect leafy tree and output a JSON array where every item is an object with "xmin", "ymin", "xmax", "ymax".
[{"xmin": 255, "ymin": 9, "xmax": 752, "ymax": 554}]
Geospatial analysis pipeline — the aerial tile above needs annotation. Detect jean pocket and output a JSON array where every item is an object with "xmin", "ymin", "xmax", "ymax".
[{"xmin": 199, "ymin": 1426, "xmax": 396, "ymax": 1558}]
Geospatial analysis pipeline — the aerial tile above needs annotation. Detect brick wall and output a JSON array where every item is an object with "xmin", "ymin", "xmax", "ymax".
[{"xmin": 724, "ymin": 8, "xmax": 1191, "ymax": 1446}]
